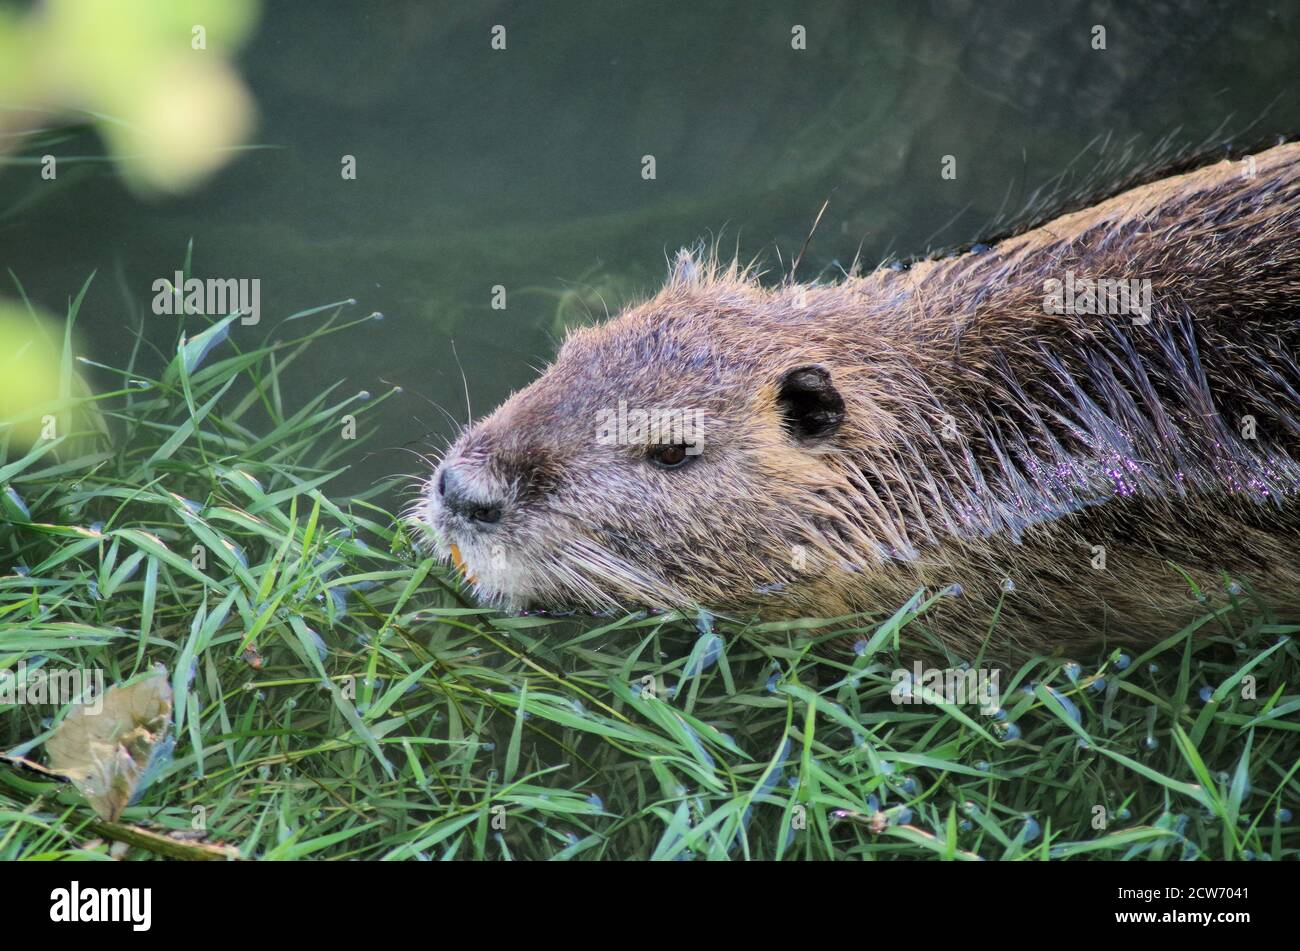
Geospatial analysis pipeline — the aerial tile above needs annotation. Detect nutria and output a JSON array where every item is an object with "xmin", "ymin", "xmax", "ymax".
[{"xmin": 417, "ymin": 142, "xmax": 1300, "ymax": 657}]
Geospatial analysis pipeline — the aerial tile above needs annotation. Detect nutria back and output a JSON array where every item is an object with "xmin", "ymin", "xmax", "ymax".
[{"xmin": 420, "ymin": 142, "xmax": 1300, "ymax": 657}]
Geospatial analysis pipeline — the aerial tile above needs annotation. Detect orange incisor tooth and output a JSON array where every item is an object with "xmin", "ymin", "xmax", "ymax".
[{"xmin": 449, "ymin": 543, "xmax": 478, "ymax": 584}]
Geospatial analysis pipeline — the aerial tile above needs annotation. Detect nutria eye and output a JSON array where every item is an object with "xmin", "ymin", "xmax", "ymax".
[{"xmin": 647, "ymin": 444, "xmax": 693, "ymax": 469}]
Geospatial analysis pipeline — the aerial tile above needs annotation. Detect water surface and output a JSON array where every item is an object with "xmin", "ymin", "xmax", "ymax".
[{"xmin": 3, "ymin": 0, "xmax": 1296, "ymax": 497}]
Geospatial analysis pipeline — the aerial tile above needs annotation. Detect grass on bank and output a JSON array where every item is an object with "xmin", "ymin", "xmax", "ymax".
[{"xmin": 0, "ymin": 271, "xmax": 1297, "ymax": 861}]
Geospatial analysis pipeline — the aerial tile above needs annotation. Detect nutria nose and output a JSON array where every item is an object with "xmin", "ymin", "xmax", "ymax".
[{"xmin": 437, "ymin": 465, "xmax": 503, "ymax": 525}]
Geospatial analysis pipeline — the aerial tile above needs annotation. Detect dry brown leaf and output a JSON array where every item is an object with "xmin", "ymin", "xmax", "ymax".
[{"xmin": 45, "ymin": 667, "xmax": 173, "ymax": 821}]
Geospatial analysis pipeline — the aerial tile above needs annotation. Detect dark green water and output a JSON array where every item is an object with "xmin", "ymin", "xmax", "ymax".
[{"xmin": 3, "ymin": 0, "xmax": 1298, "ymax": 496}]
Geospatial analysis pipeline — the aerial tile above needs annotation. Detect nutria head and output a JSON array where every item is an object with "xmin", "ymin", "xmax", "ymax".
[{"xmin": 418, "ymin": 254, "xmax": 876, "ymax": 617}]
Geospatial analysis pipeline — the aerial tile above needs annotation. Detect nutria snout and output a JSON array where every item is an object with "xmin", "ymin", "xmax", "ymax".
[
  {"xmin": 437, "ymin": 465, "xmax": 503, "ymax": 525},
  {"xmin": 420, "ymin": 142, "xmax": 1300, "ymax": 655}
]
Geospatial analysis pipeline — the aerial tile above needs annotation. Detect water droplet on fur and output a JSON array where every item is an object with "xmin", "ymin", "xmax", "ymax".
[{"xmin": 999, "ymin": 578, "xmax": 1015, "ymax": 593}]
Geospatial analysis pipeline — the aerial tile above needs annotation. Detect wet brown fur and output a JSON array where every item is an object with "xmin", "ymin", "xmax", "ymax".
[{"xmin": 423, "ymin": 143, "xmax": 1300, "ymax": 658}]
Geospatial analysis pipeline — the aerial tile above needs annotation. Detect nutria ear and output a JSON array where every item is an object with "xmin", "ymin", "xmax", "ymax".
[
  {"xmin": 776, "ymin": 364, "xmax": 845, "ymax": 441},
  {"xmin": 669, "ymin": 247, "xmax": 701, "ymax": 286}
]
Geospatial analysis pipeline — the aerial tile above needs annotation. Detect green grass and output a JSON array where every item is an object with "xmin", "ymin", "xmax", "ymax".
[{"xmin": 0, "ymin": 271, "xmax": 1297, "ymax": 861}]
